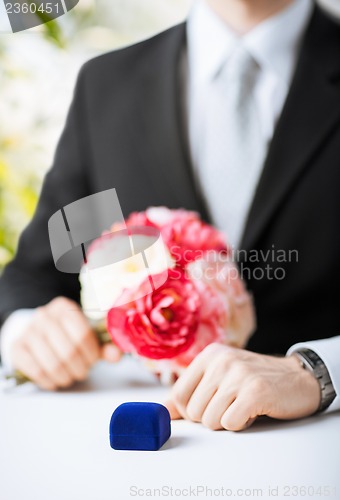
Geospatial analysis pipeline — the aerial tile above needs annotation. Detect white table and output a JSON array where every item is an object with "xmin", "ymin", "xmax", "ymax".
[{"xmin": 1, "ymin": 357, "xmax": 339, "ymax": 500}]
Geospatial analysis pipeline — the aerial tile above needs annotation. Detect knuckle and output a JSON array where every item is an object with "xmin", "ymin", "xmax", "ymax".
[
  {"xmin": 26, "ymin": 328, "xmax": 42, "ymax": 343},
  {"xmin": 62, "ymin": 346, "xmax": 79, "ymax": 363},
  {"xmin": 35, "ymin": 306, "xmax": 48, "ymax": 321},
  {"xmin": 230, "ymin": 360, "xmax": 250, "ymax": 377},
  {"xmin": 73, "ymin": 328, "xmax": 92, "ymax": 348},
  {"xmin": 216, "ymin": 349, "xmax": 235, "ymax": 369},
  {"xmin": 55, "ymin": 368, "xmax": 74, "ymax": 385},
  {"xmin": 74, "ymin": 371, "xmax": 88, "ymax": 382},
  {"xmin": 249, "ymin": 376, "xmax": 269, "ymax": 394},
  {"xmin": 50, "ymin": 296, "xmax": 74, "ymax": 310},
  {"xmin": 12, "ymin": 337, "xmax": 25, "ymax": 353},
  {"xmin": 202, "ymin": 342, "xmax": 223, "ymax": 356},
  {"xmin": 186, "ymin": 405, "xmax": 201, "ymax": 422},
  {"xmin": 206, "ymin": 342, "xmax": 221, "ymax": 351},
  {"xmin": 221, "ymin": 346, "xmax": 235, "ymax": 358},
  {"xmin": 204, "ymin": 352, "xmax": 234, "ymax": 379},
  {"xmin": 221, "ymin": 416, "xmax": 239, "ymax": 431},
  {"xmin": 203, "ymin": 369, "xmax": 222, "ymax": 390},
  {"xmin": 73, "ymin": 364, "xmax": 89, "ymax": 380},
  {"xmin": 172, "ymin": 388, "xmax": 185, "ymax": 406},
  {"xmin": 49, "ymin": 359, "xmax": 67, "ymax": 376},
  {"xmin": 207, "ymin": 350, "xmax": 235, "ymax": 373},
  {"xmin": 202, "ymin": 415, "xmax": 221, "ymax": 430},
  {"xmin": 90, "ymin": 344, "xmax": 100, "ymax": 361},
  {"xmin": 31, "ymin": 366, "xmax": 46, "ymax": 381},
  {"xmin": 57, "ymin": 377, "xmax": 74, "ymax": 389},
  {"xmin": 78, "ymin": 328, "xmax": 93, "ymax": 343},
  {"xmin": 195, "ymin": 343, "xmax": 220, "ymax": 364}
]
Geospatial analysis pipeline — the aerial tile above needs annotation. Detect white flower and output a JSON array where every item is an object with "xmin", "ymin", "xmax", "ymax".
[{"xmin": 80, "ymin": 231, "xmax": 175, "ymax": 320}]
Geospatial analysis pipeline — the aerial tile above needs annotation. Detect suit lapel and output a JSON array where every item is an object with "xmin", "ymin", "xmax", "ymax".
[
  {"xmin": 129, "ymin": 24, "xmax": 210, "ymax": 220},
  {"xmin": 240, "ymin": 6, "xmax": 340, "ymax": 252}
]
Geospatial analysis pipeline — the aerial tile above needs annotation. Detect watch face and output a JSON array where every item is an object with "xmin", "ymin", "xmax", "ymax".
[{"xmin": 0, "ymin": 0, "xmax": 79, "ymax": 34}]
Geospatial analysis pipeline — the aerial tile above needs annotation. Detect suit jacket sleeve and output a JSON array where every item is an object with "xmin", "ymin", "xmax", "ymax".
[{"xmin": 0, "ymin": 64, "xmax": 92, "ymax": 326}]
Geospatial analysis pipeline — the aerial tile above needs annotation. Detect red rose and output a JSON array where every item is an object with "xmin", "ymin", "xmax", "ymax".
[{"xmin": 107, "ymin": 269, "xmax": 201, "ymax": 359}]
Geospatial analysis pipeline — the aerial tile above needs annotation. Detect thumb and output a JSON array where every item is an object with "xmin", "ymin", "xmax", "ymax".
[
  {"xmin": 164, "ymin": 399, "xmax": 183, "ymax": 420},
  {"xmin": 100, "ymin": 343, "xmax": 123, "ymax": 363}
]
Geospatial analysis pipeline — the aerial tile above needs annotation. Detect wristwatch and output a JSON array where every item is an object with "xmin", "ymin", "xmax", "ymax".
[{"xmin": 292, "ymin": 348, "xmax": 336, "ymax": 412}]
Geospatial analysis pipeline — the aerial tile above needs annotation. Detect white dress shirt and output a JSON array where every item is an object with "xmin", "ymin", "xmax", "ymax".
[
  {"xmin": 187, "ymin": 0, "xmax": 314, "ymax": 248},
  {"xmin": 1, "ymin": 0, "xmax": 339, "ymax": 412}
]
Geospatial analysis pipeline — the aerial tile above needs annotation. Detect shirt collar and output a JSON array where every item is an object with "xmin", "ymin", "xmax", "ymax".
[{"xmin": 187, "ymin": 0, "xmax": 314, "ymax": 86}]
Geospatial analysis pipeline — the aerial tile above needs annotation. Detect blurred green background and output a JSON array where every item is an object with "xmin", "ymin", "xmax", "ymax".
[{"xmin": 0, "ymin": 0, "xmax": 192, "ymax": 271}]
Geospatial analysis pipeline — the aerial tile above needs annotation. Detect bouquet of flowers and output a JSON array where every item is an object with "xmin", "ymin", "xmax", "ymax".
[{"xmin": 80, "ymin": 207, "xmax": 256, "ymax": 383}]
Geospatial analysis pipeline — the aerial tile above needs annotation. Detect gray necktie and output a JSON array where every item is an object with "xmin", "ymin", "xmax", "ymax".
[{"xmin": 199, "ymin": 45, "xmax": 266, "ymax": 248}]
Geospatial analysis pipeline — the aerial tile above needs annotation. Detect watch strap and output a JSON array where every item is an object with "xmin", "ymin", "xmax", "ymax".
[{"xmin": 293, "ymin": 348, "xmax": 336, "ymax": 412}]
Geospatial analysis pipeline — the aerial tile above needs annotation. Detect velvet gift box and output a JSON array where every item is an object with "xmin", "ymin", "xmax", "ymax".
[{"xmin": 109, "ymin": 402, "xmax": 171, "ymax": 451}]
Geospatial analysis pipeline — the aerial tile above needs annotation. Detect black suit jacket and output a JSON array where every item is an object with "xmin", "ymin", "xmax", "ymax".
[{"xmin": 1, "ymin": 5, "xmax": 340, "ymax": 354}]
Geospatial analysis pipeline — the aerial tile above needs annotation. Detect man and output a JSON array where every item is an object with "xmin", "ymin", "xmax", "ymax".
[{"xmin": 0, "ymin": 0, "xmax": 339, "ymax": 431}]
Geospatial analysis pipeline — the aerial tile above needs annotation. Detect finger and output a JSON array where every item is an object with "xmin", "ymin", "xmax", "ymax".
[
  {"xmin": 25, "ymin": 329, "xmax": 74, "ymax": 388},
  {"xmin": 100, "ymin": 343, "xmax": 123, "ymax": 363},
  {"xmin": 62, "ymin": 314, "xmax": 100, "ymax": 365},
  {"xmin": 170, "ymin": 358, "xmax": 207, "ymax": 418},
  {"xmin": 221, "ymin": 393, "xmax": 258, "ymax": 431},
  {"xmin": 183, "ymin": 348, "xmax": 238, "ymax": 422},
  {"xmin": 44, "ymin": 316, "xmax": 90, "ymax": 381},
  {"xmin": 50, "ymin": 299, "xmax": 100, "ymax": 365},
  {"xmin": 163, "ymin": 399, "xmax": 182, "ymax": 420},
  {"xmin": 201, "ymin": 388, "xmax": 237, "ymax": 430},
  {"xmin": 185, "ymin": 373, "xmax": 219, "ymax": 422},
  {"xmin": 12, "ymin": 342, "xmax": 57, "ymax": 391}
]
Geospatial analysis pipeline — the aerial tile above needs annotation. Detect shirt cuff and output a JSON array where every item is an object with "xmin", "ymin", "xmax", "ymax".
[
  {"xmin": 0, "ymin": 309, "xmax": 35, "ymax": 372},
  {"xmin": 287, "ymin": 336, "xmax": 340, "ymax": 413}
]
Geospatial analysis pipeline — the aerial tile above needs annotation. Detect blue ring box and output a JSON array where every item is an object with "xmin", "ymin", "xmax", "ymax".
[{"xmin": 109, "ymin": 402, "xmax": 171, "ymax": 451}]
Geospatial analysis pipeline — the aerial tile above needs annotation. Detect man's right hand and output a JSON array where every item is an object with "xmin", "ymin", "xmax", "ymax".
[{"xmin": 11, "ymin": 297, "xmax": 121, "ymax": 390}]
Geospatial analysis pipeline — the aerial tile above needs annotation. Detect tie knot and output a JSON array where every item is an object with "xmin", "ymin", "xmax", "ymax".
[{"xmin": 223, "ymin": 46, "xmax": 260, "ymax": 88}]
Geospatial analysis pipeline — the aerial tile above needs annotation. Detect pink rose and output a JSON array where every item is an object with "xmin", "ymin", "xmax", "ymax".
[
  {"xmin": 125, "ymin": 207, "xmax": 199, "ymax": 228},
  {"xmin": 124, "ymin": 211, "xmax": 157, "ymax": 229},
  {"xmin": 125, "ymin": 207, "xmax": 228, "ymax": 267},
  {"xmin": 187, "ymin": 254, "xmax": 256, "ymax": 348},
  {"xmin": 161, "ymin": 217, "xmax": 227, "ymax": 267},
  {"xmin": 107, "ymin": 269, "xmax": 201, "ymax": 359}
]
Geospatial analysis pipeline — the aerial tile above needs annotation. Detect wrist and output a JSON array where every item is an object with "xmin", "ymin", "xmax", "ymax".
[{"xmin": 291, "ymin": 348, "xmax": 336, "ymax": 412}]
